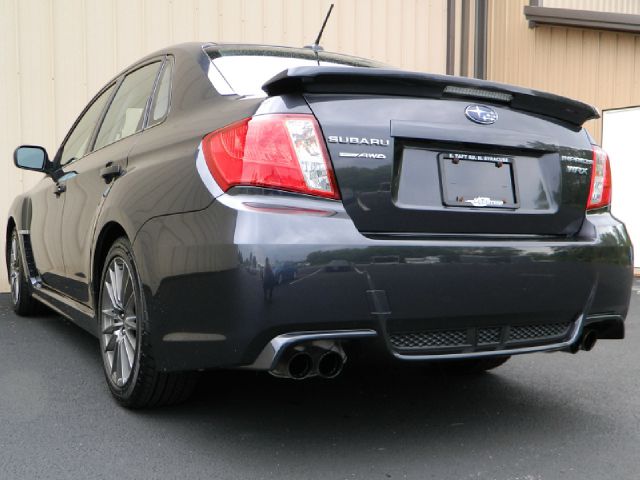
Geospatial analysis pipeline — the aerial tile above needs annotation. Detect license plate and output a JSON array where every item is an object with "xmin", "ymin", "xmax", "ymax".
[{"xmin": 439, "ymin": 153, "xmax": 518, "ymax": 208}]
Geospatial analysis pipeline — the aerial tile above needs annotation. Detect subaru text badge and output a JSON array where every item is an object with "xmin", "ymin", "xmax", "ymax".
[{"xmin": 465, "ymin": 104, "xmax": 498, "ymax": 125}]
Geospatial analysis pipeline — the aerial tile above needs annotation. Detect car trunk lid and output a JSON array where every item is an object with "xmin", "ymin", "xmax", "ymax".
[{"xmin": 263, "ymin": 67, "xmax": 598, "ymax": 236}]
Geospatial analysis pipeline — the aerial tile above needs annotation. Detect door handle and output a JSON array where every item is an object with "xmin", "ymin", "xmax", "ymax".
[
  {"xmin": 100, "ymin": 163, "xmax": 123, "ymax": 183},
  {"xmin": 54, "ymin": 183, "xmax": 66, "ymax": 196}
]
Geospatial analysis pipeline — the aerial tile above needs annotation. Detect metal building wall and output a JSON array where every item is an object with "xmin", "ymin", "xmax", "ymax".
[
  {"xmin": 488, "ymin": 0, "xmax": 640, "ymax": 143},
  {"xmin": 0, "ymin": 0, "xmax": 448, "ymax": 292}
]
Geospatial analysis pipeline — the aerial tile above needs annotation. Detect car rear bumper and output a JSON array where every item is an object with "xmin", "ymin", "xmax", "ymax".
[{"xmin": 132, "ymin": 192, "xmax": 634, "ymax": 372}]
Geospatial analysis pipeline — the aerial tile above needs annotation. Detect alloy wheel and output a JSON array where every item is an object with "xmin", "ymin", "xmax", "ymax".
[{"xmin": 101, "ymin": 257, "xmax": 138, "ymax": 388}]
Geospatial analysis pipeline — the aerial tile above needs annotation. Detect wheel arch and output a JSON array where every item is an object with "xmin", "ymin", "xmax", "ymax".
[
  {"xmin": 91, "ymin": 221, "xmax": 129, "ymax": 308},
  {"xmin": 5, "ymin": 217, "xmax": 16, "ymax": 269}
]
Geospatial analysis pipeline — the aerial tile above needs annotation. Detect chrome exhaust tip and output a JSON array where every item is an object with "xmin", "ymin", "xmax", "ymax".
[
  {"xmin": 288, "ymin": 352, "xmax": 313, "ymax": 379},
  {"xmin": 317, "ymin": 351, "xmax": 345, "ymax": 379},
  {"xmin": 270, "ymin": 349, "xmax": 314, "ymax": 379}
]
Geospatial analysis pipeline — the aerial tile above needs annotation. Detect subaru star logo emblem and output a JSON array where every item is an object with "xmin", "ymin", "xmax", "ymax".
[{"xmin": 465, "ymin": 104, "xmax": 498, "ymax": 125}]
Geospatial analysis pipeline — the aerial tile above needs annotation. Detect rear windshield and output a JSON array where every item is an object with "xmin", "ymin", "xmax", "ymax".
[{"xmin": 206, "ymin": 45, "xmax": 385, "ymax": 96}]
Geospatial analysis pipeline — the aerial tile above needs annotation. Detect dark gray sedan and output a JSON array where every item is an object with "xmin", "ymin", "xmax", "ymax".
[{"xmin": 6, "ymin": 43, "xmax": 633, "ymax": 408}]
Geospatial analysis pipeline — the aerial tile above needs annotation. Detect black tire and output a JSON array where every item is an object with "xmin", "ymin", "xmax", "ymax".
[
  {"xmin": 437, "ymin": 356, "xmax": 510, "ymax": 375},
  {"xmin": 97, "ymin": 237, "xmax": 197, "ymax": 408},
  {"xmin": 7, "ymin": 229, "xmax": 40, "ymax": 316}
]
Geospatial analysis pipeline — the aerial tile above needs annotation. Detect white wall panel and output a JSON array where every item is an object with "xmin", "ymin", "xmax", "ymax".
[
  {"xmin": 603, "ymin": 107, "xmax": 640, "ymax": 269},
  {"xmin": 0, "ymin": 0, "xmax": 448, "ymax": 292}
]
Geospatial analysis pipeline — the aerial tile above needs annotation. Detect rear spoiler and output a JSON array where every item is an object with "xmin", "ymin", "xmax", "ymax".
[{"xmin": 262, "ymin": 67, "xmax": 599, "ymax": 127}]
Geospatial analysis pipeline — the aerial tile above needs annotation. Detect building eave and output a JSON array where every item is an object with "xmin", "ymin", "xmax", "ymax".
[{"xmin": 524, "ymin": 5, "xmax": 640, "ymax": 34}]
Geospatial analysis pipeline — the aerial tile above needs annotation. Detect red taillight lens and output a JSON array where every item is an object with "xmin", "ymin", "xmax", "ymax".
[
  {"xmin": 202, "ymin": 114, "xmax": 340, "ymax": 199},
  {"xmin": 587, "ymin": 145, "xmax": 612, "ymax": 210}
]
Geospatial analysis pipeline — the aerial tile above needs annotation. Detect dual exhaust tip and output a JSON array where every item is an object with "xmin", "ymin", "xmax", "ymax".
[{"xmin": 272, "ymin": 345, "xmax": 346, "ymax": 380}]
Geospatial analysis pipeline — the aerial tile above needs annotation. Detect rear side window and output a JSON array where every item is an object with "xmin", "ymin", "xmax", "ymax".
[
  {"xmin": 60, "ymin": 84, "xmax": 115, "ymax": 165},
  {"xmin": 94, "ymin": 62, "xmax": 161, "ymax": 150},
  {"xmin": 206, "ymin": 45, "xmax": 384, "ymax": 96},
  {"xmin": 148, "ymin": 60, "xmax": 172, "ymax": 127}
]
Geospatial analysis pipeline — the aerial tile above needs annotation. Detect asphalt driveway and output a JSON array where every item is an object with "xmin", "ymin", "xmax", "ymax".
[{"xmin": 1, "ymin": 282, "xmax": 639, "ymax": 479}]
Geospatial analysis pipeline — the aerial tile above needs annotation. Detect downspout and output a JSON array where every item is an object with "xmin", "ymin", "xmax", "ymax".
[
  {"xmin": 474, "ymin": 0, "xmax": 488, "ymax": 79},
  {"xmin": 446, "ymin": 0, "xmax": 456, "ymax": 75},
  {"xmin": 460, "ymin": 0, "xmax": 470, "ymax": 77}
]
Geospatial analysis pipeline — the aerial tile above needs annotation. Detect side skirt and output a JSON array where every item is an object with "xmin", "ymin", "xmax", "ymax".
[
  {"xmin": 17, "ymin": 231, "xmax": 98, "ymax": 337},
  {"xmin": 32, "ymin": 286, "xmax": 98, "ymax": 337}
]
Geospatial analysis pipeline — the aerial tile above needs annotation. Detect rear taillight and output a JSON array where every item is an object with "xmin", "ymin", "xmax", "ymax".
[
  {"xmin": 587, "ymin": 145, "xmax": 612, "ymax": 210},
  {"xmin": 201, "ymin": 114, "xmax": 339, "ymax": 199}
]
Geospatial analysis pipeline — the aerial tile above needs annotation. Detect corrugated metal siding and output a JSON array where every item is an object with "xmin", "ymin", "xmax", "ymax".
[
  {"xmin": 542, "ymin": 0, "xmax": 640, "ymax": 15},
  {"xmin": 488, "ymin": 0, "xmax": 640, "ymax": 142},
  {"xmin": 0, "ymin": 0, "xmax": 448, "ymax": 292}
]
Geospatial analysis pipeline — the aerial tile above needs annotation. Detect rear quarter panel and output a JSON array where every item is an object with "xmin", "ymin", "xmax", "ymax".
[{"xmin": 93, "ymin": 47, "xmax": 264, "ymax": 286}]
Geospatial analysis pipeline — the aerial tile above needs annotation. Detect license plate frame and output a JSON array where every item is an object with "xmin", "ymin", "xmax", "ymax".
[{"xmin": 439, "ymin": 152, "xmax": 519, "ymax": 209}]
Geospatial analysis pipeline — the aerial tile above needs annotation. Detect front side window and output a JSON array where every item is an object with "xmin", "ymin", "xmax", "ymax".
[
  {"xmin": 94, "ymin": 62, "xmax": 161, "ymax": 150},
  {"xmin": 59, "ymin": 84, "xmax": 115, "ymax": 166}
]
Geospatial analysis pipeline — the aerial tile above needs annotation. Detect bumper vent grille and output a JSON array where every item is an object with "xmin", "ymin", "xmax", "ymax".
[
  {"xmin": 477, "ymin": 327, "xmax": 501, "ymax": 345},
  {"xmin": 390, "ymin": 329, "xmax": 467, "ymax": 349},
  {"xmin": 388, "ymin": 321, "xmax": 574, "ymax": 354},
  {"xmin": 509, "ymin": 322, "xmax": 571, "ymax": 342}
]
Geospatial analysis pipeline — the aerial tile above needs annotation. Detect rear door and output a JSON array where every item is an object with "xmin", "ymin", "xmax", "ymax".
[
  {"xmin": 305, "ymin": 94, "xmax": 593, "ymax": 236},
  {"xmin": 59, "ymin": 60, "xmax": 163, "ymax": 304}
]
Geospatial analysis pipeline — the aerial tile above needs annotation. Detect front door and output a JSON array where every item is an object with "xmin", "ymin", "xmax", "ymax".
[
  {"xmin": 31, "ymin": 82, "xmax": 118, "ymax": 293},
  {"xmin": 28, "ymin": 176, "xmax": 66, "ymax": 291}
]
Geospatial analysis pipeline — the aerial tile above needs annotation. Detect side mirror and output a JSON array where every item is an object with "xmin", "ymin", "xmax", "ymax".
[{"xmin": 14, "ymin": 145, "xmax": 49, "ymax": 172}]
